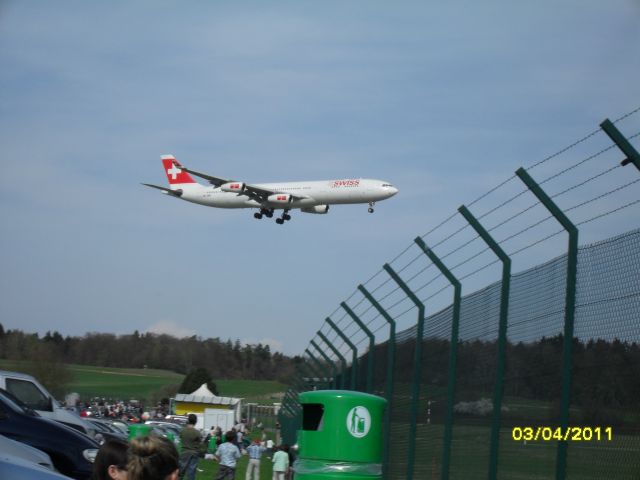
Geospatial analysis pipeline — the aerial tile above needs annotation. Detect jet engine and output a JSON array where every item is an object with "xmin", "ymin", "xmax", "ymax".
[
  {"xmin": 301, "ymin": 205, "xmax": 330, "ymax": 214},
  {"xmin": 220, "ymin": 182, "xmax": 246, "ymax": 193},
  {"xmin": 267, "ymin": 193, "xmax": 293, "ymax": 204}
]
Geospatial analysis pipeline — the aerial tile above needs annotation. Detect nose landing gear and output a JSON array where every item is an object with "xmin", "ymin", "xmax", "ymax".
[{"xmin": 368, "ymin": 202, "xmax": 376, "ymax": 213}]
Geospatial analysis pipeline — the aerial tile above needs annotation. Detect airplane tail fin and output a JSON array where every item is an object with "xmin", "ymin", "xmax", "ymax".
[{"xmin": 161, "ymin": 155, "xmax": 197, "ymax": 187}]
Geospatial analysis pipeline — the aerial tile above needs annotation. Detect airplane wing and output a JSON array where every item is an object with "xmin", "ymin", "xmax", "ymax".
[
  {"xmin": 174, "ymin": 161, "xmax": 308, "ymax": 202},
  {"xmin": 173, "ymin": 163, "xmax": 232, "ymax": 187},
  {"xmin": 141, "ymin": 183, "xmax": 183, "ymax": 197}
]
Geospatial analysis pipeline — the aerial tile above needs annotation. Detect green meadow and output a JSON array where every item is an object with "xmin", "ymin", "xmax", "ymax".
[{"xmin": 0, "ymin": 360, "xmax": 285, "ymax": 403}]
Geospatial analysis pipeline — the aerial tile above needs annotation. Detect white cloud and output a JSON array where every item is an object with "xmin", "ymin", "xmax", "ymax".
[{"xmin": 145, "ymin": 321, "xmax": 196, "ymax": 338}]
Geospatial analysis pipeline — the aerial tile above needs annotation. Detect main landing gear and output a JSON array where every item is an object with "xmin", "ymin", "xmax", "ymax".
[
  {"xmin": 254, "ymin": 208, "xmax": 291, "ymax": 224},
  {"xmin": 275, "ymin": 210, "xmax": 292, "ymax": 225},
  {"xmin": 368, "ymin": 201, "xmax": 376, "ymax": 213},
  {"xmin": 253, "ymin": 208, "xmax": 274, "ymax": 220}
]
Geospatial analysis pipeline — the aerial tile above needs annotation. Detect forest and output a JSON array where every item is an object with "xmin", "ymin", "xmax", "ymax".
[{"xmin": 0, "ymin": 324, "xmax": 301, "ymax": 384}]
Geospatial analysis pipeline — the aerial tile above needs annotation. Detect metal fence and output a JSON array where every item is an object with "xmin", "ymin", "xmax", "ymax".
[{"xmin": 279, "ymin": 109, "xmax": 640, "ymax": 480}]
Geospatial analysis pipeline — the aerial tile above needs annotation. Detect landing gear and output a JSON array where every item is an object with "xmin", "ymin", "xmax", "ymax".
[
  {"xmin": 275, "ymin": 209, "xmax": 292, "ymax": 225},
  {"xmin": 254, "ymin": 208, "xmax": 274, "ymax": 220},
  {"xmin": 368, "ymin": 202, "xmax": 376, "ymax": 213}
]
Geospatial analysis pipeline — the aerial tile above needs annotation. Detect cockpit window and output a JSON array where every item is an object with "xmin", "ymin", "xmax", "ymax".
[{"xmin": 382, "ymin": 183, "xmax": 394, "ymax": 187}]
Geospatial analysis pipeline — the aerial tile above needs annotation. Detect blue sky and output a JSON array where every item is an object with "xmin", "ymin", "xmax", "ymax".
[{"xmin": 1, "ymin": 1, "xmax": 639, "ymax": 354}]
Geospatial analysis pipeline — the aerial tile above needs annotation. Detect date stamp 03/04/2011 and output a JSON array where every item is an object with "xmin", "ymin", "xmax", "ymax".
[{"xmin": 512, "ymin": 426, "xmax": 613, "ymax": 442}]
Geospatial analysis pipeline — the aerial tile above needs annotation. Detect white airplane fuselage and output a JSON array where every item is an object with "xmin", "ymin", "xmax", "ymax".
[
  {"xmin": 144, "ymin": 155, "xmax": 398, "ymax": 223},
  {"xmin": 178, "ymin": 179, "xmax": 397, "ymax": 210}
]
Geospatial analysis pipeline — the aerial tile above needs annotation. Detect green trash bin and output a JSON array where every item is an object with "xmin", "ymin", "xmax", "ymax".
[
  {"xmin": 294, "ymin": 390, "xmax": 386, "ymax": 479},
  {"xmin": 128, "ymin": 423, "xmax": 152, "ymax": 440}
]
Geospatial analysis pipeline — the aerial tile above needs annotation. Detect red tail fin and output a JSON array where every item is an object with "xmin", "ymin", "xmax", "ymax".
[{"xmin": 161, "ymin": 155, "xmax": 196, "ymax": 185}]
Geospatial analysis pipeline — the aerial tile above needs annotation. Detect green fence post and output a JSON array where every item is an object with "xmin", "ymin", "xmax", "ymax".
[
  {"xmin": 600, "ymin": 118, "xmax": 640, "ymax": 170},
  {"xmin": 516, "ymin": 167, "xmax": 578, "ymax": 480},
  {"xmin": 318, "ymin": 331, "xmax": 348, "ymax": 389},
  {"xmin": 311, "ymin": 339, "xmax": 339, "ymax": 389},
  {"xmin": 459, "ymin": 205, "xmax": 512, "ymax": 480},
  {"xmin": 341, "ymin": 301, "xmax": 376, "ymax": 393},
  {"xmin": 384, "ymin": 263, "xmax": 425, "ymax": 480},
  {"xmin": 414, "ymin": 237, "xmax": 461, "ymax": 480},
  {"xmin": 305, "ymin": 348, "xmax": 332, "ymax": 389},
  {"xmin": 358, "ymin": 284, "xmax": 396, "ymax": 478},
  {"xmin": 326, "ymin": 317, "xmax": 359, "ymax": 390}
]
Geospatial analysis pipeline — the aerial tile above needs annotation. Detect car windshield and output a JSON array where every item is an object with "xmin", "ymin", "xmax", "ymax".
[{"xmin": 0, "ymin": 388, "xmax": 40, "ymax": 416}]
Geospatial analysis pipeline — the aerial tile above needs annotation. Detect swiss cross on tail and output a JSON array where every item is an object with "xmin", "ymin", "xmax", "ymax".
[{"xmin": 161, "ymin": 155, "xmax": 196, "ymax": 185}]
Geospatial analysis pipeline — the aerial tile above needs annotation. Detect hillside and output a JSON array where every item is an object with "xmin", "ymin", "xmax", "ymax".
[{"xmin": 0, "ymin": 360, "xmax": 286, "ymax": 404}]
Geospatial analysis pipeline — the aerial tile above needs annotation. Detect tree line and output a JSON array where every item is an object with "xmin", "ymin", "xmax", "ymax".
[{"xmin": 0, "ymin": 324, "xmax": 301, "ymax": 385}]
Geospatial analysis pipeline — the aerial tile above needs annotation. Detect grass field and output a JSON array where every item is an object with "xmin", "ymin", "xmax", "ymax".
[
  {"xmin": 389, "ymin": 422, "xmax": 640, "ymax": 480},
  {"xmin": 0, "ymin": 360, "xmax": 286, "ymax": 403},
  {"xmin": 194, "ymin": 455, "xmax": 278, "ymax": 480}
]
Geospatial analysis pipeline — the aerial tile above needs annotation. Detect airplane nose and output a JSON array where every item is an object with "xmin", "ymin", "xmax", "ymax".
[{"xmin": 389, "ymin": 186, "xmax": 398, "ymax": 196}]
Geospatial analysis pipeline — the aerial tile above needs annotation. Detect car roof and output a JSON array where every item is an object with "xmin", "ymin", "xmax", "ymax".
[
  {"xmin": 0, "ymin": 434, "xmax": 53, "ymax": 469},
  {"xmin": 0, "ymin": 454, "xmax": 70, "ymax": 479},
  {"xmin": 0, "ymin": 371, "xmax": 38, "ymax": 381}
]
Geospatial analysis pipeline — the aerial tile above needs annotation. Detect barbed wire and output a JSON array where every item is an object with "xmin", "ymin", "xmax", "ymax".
[
  {"xmin": 614, "ymin": 105, "xmax": 640, "ymax": 123},
  {"xmin": 576, "ymin": 198, "xmax": 640, "ymax": 227},
  {"xmin": 565, "ymin": 178, "xmax": 640, "ymax": 214}
]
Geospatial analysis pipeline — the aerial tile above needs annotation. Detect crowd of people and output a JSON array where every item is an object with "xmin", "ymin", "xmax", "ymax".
[
  {"xmin": 91, "ymin": 414, "xmax": 294, "ymax": 480},
  {"xmin": 75, "ymin": 398, "xmax": 169, "ymax": 423}
]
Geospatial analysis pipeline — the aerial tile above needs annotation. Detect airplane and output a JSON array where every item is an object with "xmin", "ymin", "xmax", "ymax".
[{"xmin": 143, "ymin": 155, "xmax": 398, "ymax": 224}]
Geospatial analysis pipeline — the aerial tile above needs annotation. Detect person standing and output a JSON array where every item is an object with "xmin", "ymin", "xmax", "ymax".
[
  {"xmin": 265, "ymin": 438, "xmax": 274, "ymax": 458},
  {"xmin": 215, "ymin": 431, "xmax": 241, "ymax": 480},
  {"xmin": 245, "ymin": 439, "xmax": 266, "ymax": 480},
  {"xmin": 271, "ymin": 446, "xmax": 289, "ymax": 480},
  {"xmin": 179, "ymin": 414, "xmax": 201, "ymax": 480}
]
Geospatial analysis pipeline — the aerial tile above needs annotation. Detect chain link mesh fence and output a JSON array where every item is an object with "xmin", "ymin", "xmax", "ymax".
[{"xmin": 280, "ymin": 110, "xmax": 640, "ymax": 479}]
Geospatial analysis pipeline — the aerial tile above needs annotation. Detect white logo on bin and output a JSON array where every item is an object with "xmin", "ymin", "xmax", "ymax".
[{"xmin": 346, "ymin": 406, "xmax": 371, "ymax": 438}]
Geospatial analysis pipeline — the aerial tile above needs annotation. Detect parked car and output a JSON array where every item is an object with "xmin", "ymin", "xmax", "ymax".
[
  {"xmin": 0, "ymin": 388, "xmax": 98, "ymax": 479},
  {"xmin": 84, "ymin": 418, "xmax": 128, "ymax": 444},
  {"xmin": 0, "ymin": 453, "xmax": 72, "ymax": 480},
  {"xmin": 0, "ymin": 371, "xmax": 93, "ymax": 437},
  {"xmin": 145, "ymin": 420, "xmax": 182, "ymax": 436},
  {"xmin": 0, "ymin": 433, "xmax": 55, "ymax": 470},
  {"xmin": 103, "ymin": 419, "xmax": 129, "ymax": 435}
]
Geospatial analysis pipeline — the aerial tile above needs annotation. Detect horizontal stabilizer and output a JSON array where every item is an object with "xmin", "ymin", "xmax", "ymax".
[{"xmin": 142, "ymin": 183, "xmax": 183, "ymax": 197}]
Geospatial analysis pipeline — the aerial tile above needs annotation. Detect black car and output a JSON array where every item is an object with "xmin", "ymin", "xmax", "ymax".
[
  {"xmin": 0, "ymin": 388, "xmax": 99, "ymax": 479},
  {"xmin": 85, "ymin": 418, "xmax": 128, "ymax": 444}
]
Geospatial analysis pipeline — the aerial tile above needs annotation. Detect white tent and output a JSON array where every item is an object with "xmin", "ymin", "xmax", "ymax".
[{"xmin": 190, "ymin": 383, "xmax": 216, "ymax": 398}]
